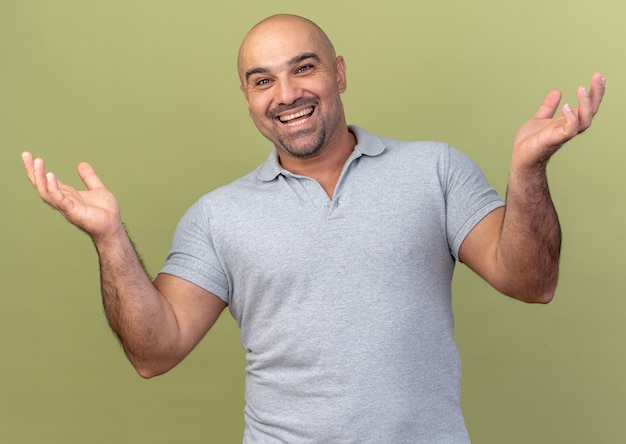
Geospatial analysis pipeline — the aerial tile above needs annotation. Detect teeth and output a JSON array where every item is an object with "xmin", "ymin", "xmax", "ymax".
[{"xmin": 279, "ymin": 107, "xmax": 313, "ymax": 123}]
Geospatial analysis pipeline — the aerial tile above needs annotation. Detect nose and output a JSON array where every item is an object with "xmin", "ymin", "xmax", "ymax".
[{"xmin": 275, "ymin": 76, "xmax": 302, "ymax": 106}]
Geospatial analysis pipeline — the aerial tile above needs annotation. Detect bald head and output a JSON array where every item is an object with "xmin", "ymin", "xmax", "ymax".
[
  {"xmin": 235, "ymin": 14, "xmax": 351, "ymax": 163},
  {"xmin": 237, "ymin": 14, "xmax": 336, "ymax": 85}
]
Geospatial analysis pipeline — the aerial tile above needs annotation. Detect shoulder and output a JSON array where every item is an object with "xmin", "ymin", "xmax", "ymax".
[
  {"xmin": 181, "ymin": 159, "xmax": 284, "ymax": 227},
  {"xmin": 351, "ymin": 126, "xmax": 467, "ymax": 177},
  {"xmin": 351, "ymin": 125, "xmax": 453, "ymax": 161},
  {"xmin": 191, "ymin": 157, "xmax": 269, "ymax": 204},
  {"xmin": 350, "ymin": 126, "xmax": 491, "ymax": 194}
]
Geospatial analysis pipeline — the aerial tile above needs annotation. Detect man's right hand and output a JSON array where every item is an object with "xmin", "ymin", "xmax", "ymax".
[{"xmin": 22, "ymin": 152, "xmax": 123, "ymax": 243}]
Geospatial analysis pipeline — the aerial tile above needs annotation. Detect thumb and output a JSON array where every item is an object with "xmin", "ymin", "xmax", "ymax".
[
  {"xmin": 76, "ymin": 162, "xmax": 105, "ymax": 190},
  {"xmin": 533, "ymin": 89, "xmax": 562, "ymax": 120}
]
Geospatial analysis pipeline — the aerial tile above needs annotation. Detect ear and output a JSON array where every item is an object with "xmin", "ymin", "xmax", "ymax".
[{"xmin": 335, "ymin": 56, "xmax": 347, "ymax": 93}]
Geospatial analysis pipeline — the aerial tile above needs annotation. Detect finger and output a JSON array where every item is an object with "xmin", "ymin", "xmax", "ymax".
[
  {"xmin": 588, "ymin": 72, "xmax": 606, "ymax": 114},
  {"xmin": 560, "ymin": 103, "xmax": 579, "ymax": 139},
  {"xmin": 44, "ymin": 171, "xmax": 68, "ymax": 205},
  {"xmin": 575, "ymin": 85, "xmax": 594, "ymax": 131},
  {"xmin": 31, "ymin": 157, "xmax": 51, "ymax": 197},
  {"xmin": 534, "ymin": 89, "xmax": 562, "ymax": 120},
  {"xmin": 21, "ymin": 151, "xmax": 36, "ymax": 184},
  {"xmin": 76, "ymin": 162, "xmax": 105, "ymax": 190},
  {"xmin": 572, "ymin": 72, "xmax": 606, "ymax": 133},
  {"xmin": 35, "ymin": 167, "xmax": 65, "ymax": 207},
  {"xmin": 28, "ymin": 157, "xmax": 69, "ymax": 209}
]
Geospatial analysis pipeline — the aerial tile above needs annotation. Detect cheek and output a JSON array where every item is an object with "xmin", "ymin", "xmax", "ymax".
[{"xmin": 247, "ymin": 96, "xmax": 272, "ymax": 121}]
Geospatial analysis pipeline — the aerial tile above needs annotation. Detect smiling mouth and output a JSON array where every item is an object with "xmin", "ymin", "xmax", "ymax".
[{"xmin": 278, "ymin": 107, "xmax": 314, "ymax": 126}]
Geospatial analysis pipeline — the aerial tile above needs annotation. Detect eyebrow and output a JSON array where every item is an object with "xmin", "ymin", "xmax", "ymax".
[{"xmin": 245, "ymin": 52, "xmax": 321, "ymax": 83}]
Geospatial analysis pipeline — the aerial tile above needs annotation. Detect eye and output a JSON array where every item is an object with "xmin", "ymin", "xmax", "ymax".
[
  {"xmin": 296, "ymin": 64, "xmax": 314, "ymax": 74},
  {"xmin": 255, "ymin": 78, "xmax": 271, "ymax": 86}
]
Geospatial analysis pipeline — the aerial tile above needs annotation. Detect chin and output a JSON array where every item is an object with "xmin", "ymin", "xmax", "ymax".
[{"xmin": 277, "ymin": 130, "xmax": 326, "ymax": 159}]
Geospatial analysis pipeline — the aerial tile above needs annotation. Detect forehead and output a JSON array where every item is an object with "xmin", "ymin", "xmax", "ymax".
[{"xmin": 238, "ymin": 20, "xmax": 330, "ymax": 79}]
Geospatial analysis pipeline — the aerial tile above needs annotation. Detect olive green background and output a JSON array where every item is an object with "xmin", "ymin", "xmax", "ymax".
[{"xmin": 2, "ymin": 1, "xmax": 624, "ymax": 443}]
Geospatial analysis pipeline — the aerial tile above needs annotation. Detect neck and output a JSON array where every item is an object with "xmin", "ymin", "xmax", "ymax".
[{"xmin": 278, "ymin": 128, "xmax": 356, "ymax": 198}]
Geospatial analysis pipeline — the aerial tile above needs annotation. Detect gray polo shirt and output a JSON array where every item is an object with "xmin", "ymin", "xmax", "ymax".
[{"xmin": 161, "ymin": 125, "xmax": 504, "ymax": 443}]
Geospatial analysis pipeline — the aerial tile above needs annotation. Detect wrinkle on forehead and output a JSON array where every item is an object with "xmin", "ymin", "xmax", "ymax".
[{"xmin": 237, "ymin": 14, "xmax": 336, "ymax": 84}]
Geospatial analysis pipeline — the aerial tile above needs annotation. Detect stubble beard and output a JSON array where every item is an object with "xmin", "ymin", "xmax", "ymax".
[
  {"xmin": 268, "ymin": 98, "xmax": 327, "ymax": 159},
  {"xmin": 275, "ymin": 126, "xmax": 327, "ymax": 159},
  {"xmin": 264, "ymin": 96, "xmax": 344, "ymax": 160}
]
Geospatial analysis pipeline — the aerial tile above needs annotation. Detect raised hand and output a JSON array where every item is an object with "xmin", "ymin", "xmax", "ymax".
[
  {"xmin": 22, "ymin": 152, "xmax": 123, "ymax": 242},
  {"xmin": 512, "ymin": 72, "xmax": 606, "ymax": 171}
]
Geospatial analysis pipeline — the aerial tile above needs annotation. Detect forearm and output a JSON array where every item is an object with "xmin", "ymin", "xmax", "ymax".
[
  {"xmin": 93, "ymin": 224, "xmax": 182, "ymax": 377},
  {"xmin": 498, "ymin": 165, "xmax": 561, "ymax": 302},
  {"xmin": 462, "ymin": 73, "xmax": 604, "ymax": 303},
  {"xmin": 21, "ymin": 153, "xmax": 208, "ymax": 376}
]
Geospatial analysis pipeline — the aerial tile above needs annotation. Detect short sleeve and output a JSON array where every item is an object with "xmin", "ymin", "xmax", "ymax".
[
  {"xmin": 443, "ymin": 146, "xmax": 504, "ymax": 260},
  {"xmin": 159, "ymin": 198, "xmax": 230, "ymax": 303}
]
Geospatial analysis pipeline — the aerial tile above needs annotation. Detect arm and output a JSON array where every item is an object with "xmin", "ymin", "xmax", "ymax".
[
  {"xmin": 459, "ymin": 72, "xmax": 606, "ymax": 303},
  {"xmin": 22, "ymin": 152, "xmax": 226, "ymax": 377}
]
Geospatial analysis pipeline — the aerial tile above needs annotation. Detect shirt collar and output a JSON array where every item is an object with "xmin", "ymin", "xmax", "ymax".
[{"xmin": 258, "ymin": 125, "xmax": 386, "ymax": 182}]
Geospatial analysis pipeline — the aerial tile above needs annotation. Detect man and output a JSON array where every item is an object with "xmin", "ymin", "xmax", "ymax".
[{"xmin": 22, "ymin": 13, "xmax": 605, "ymax": 443}]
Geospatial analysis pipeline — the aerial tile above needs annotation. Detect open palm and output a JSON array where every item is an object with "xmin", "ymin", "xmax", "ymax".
[
  {"xmin": 22, "ymin": 152, "xmax": 122, "ymax": 241},
  {"xmin": 512, "ymin": 72, "xmax": 605, "ymax": 171}
]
